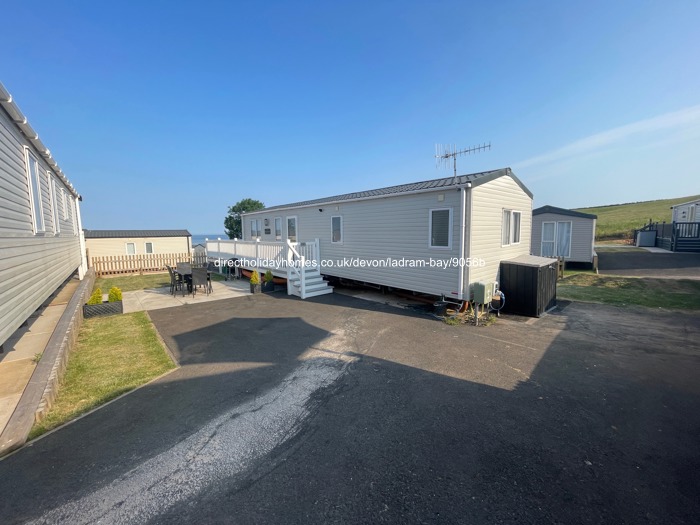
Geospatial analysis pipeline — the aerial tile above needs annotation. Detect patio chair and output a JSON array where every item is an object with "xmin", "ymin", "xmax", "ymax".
[
  {"xmin": 166, "ymin": 265, "xmax": 181, "ymax": 296},
  {"xmin": 191, "ymin": 267, "xmax": 209, "ymax": 296}
]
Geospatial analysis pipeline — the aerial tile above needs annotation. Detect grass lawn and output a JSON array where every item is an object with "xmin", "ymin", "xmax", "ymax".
[
  {"xmin": 574, "ymin": 194, "xmax": 700, "ymax": 241},
  {"xmin": 29, "ymin": 312, "xmax": 176, "ymax": 439},
  {"xmin": 558, "ymin": 272, "xmax": 700, "ymax": 310},
  {"xmin": 94, "ymin": 271, "xmax": 226, "ymax": 293}
]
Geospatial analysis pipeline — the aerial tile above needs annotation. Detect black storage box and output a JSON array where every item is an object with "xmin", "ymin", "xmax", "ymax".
[{"xmin": 499, "ymin": 255, "xmax": 557, "ymax": 317}]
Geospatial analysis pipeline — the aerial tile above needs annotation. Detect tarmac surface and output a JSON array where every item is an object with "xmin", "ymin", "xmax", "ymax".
[
  {"xmin": 598, "ymin": 249, "xmax": 700, "ymax": 279},
  {"xmin": 0, "ymin": 293, "xmax": 699, "ymax": 524}
]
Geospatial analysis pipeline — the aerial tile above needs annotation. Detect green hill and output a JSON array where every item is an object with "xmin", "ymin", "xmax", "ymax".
[{"xmin": 574, "ymin": 195, "xmax": 700, "ymax": 241}]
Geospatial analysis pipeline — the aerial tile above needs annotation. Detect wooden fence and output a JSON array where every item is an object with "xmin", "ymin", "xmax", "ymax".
[{"xmin": 89, "ymin": 252, "xmax": 208, "ymax": 276}]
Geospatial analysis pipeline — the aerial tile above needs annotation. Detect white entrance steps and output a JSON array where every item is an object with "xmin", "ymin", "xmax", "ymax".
[{"xmin": 287, "ymin": 267, "xmax": 333, "ymax": 299}]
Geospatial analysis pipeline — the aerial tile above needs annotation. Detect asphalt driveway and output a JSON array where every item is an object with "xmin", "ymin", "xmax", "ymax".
[
  {"xmin": 598, "ymin": 249, "xmax": 700, "ymax": 279},
  {"xmin": 1, "ymin": 293, "xmax": 699, "ymax": 524}
]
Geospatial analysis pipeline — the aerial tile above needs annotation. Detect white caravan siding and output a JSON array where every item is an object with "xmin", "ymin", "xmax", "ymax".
[
  {"xmin": 531, "ymin": 213, "xmax": 596, "ymax": 263},
  {"xmin": 85, "ymin": 236, "xmax": 191, "ymax": 262},
  {"xmin": 246, "ymin": 189, "xmax": 464, "ymax": 297},
  {"xmin": 0, "ymin": 103, "xmax": 82, "ymax": 347},
  {"xmin": 671, "ymin": 200, "xmax": 700, "ymax": 222},
  {"xmin": 468, "ymin": 176, "xmax": 532, "ymax": 287}
]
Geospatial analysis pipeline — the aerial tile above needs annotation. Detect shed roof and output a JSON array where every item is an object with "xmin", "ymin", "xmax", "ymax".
[
  {"xmin": 84, "ymin": 229, "xmax": 191, "ymax": 239},
  {"xmin": 245, "ymin": 167, "xmax": 531, "ymax": 214},
  {"xmin": 533, "ymin": 205, "xmax": 597, "ymax": 220}
]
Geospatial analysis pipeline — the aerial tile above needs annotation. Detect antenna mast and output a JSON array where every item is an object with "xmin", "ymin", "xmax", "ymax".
[{"xmin": 435, "ymin": 142, "xmax": 491, "ymax": 179}]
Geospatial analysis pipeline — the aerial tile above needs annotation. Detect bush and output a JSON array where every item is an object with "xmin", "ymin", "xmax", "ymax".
[
  {"xmin": 108, "ymin": 286, "xmax": 123, "ymax": 303},
  {"xmin": 264, "ymin": 270, "xmax": 274, "ymax": 283},
  {"xmin": 249, "ymin": 270, "xmax": 260, "ymax": 285},
  {"xmin": 87, "ymin": 288, "xmax": 103, "ymax": 305}
]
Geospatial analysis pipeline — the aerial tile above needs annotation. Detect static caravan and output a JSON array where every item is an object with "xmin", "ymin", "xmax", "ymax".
[
  {"xmin": 84, "ymin": 229, "xmax": 192, "ymax": 262},
  {"xmin": 531, "ymin": 205, "xmax": 597, "ymax": 267},
  {"xmin": 0, "ymin": 82, "xmax": 86, "ymax": 348},
  {"xmin": 233, "ymin": 168, "xmax": 532, "ymax": 301},
  {"xmin": 670, "ymin": 199, "xmax": 700, "ymax": 223}
]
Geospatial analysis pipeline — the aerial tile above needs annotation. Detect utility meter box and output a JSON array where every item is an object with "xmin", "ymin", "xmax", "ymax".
[{"xmin": 473, "ymin": 282, "xmax": 493, "ymax": 304}]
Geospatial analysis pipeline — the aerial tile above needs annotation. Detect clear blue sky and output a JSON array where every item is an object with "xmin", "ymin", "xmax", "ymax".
[{"xmin": 3, "ymin": 0, "xmax": 699, "ymax": 234}]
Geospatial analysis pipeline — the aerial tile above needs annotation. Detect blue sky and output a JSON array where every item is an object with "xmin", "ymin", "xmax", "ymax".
[{"xmin": 3, "ymin": 0, "xmax": 699, "ymax": 234}]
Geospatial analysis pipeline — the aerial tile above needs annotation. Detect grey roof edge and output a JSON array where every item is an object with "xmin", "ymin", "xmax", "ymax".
[
  {"xmin": 244, "ymin": 167, "xmax": 531, "ymax": 215},
  {"xmin": 83, "ymin": 229, "xmax": 192, "ymax": 239},
  {"xmin": 669, "ymin": 198, "xmax": 700, "ymax": 209},
  {"xmin": 533, "ymin": 205, "xmax": 597, "ymax": 219},
  {"xmin": 0, "ymin": 81, "xmax": 80, "ymax": 199}
]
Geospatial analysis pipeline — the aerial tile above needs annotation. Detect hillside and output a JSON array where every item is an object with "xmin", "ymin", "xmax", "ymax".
[{"xmin": 574, "ymin": 195, "xmax": 700, "ymax": 241}]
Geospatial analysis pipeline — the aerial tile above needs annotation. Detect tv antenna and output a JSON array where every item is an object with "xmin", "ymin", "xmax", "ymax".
[{"xmin": 435, "ymin": 142, "xmax": 491, "ymax": 179}]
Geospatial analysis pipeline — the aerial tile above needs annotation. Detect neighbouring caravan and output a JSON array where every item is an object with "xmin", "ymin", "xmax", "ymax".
[
  {"xmin": 222, "ymin": 168, "xmax": 533, "ymax": 300},
  {"xmin": 670, "ymin": 199, "xmax": 700, "ymax": 223},
  {"xmin": 0, "ymin": 82, "xmax": 87, "ymax": 348},
  {"xmin": 530, "ymin": 205, "xmax": 597, "ymax": 267}
]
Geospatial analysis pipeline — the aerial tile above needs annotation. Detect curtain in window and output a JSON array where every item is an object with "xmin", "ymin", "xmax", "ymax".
[
  {"xmin": 512, "ymin": 212, "xmax": 521, "ymax": 243},
  {"xmin": 287, "ymin": 218, "xmax": 297, "ymax": 242},
  {"xmin": 275, "ymin": 218, "xmax": 282, "ymax": 238},
  {"xmin": 502, "ymin": 209, "xmax": 511, "ymax": 245},
  {"xmin": 332, "ymin": 216, "xmax": 342, "ymax": 243},
  {"xmin": 556, "ymin": 222, "xmax": 572, "ymax": 257},
  {"xmin": 541, "ymin": 222, "xmax": 555, "ymax": 257},
  {"xmin": 431, "ymin": 210, "xmax": 450, "ymax": 247}
]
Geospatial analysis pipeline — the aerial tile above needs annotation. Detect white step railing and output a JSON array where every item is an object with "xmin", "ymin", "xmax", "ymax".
[{"xmin": 206, "ymin": 238, "xmax": 327, "ymax": 299}]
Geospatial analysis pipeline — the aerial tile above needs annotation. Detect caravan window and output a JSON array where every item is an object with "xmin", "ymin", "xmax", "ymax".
[
  {"xmin": 331, "ymin": 216, "xmax": 343, "ymax": 243},
  {"xmin": 26, "ymin": 152, "xmax": 45, "ymax": 233},
  {"xmin": 502, "ymin": 210, "xmax": 522, "ymax": 246},
  {"xmin": 429, "ymin": 208, "xmax": 452, "ymax": 249},
  {"xmin": 274, "ymin": 217, "xmax": 282, "ymax": 240},
  {"xmin": 541, "ymin": 221, "xmax": 571, "ymax": 258},
  {"xmin": 287, "ymin": 217, "xmax": 297, "ymax": 242},
  {"xmin": 50, "ymin": 175, "xmax": 60, "ymax": 234}
]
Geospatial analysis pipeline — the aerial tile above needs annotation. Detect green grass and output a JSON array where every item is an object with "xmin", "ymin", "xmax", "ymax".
[
  {"xmin": 94, "ymin": 273, "xmax": 171, "ymax": 292},
  {"xmin": 29, "ymin": 312, "xmax": 176, "ymax": 439},
  {"xmin": 558, "ymin": 272, "xmax": 700, "ymax": 310},
  {"xmin": 574, "ymin": 194, "xmax": 700, "ymax": 241},
  {"xmin": 94, "ymin": 271, "xmax": 225, "ymax": 293}
]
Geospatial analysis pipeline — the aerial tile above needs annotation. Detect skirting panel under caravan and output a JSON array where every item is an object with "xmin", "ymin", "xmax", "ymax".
[{"xmin": 499, "ymin": 255, "xmax": 557, "ymax": 317}]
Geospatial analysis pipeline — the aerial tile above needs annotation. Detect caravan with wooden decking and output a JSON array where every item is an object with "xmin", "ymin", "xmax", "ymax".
[{"xmin": 208, "ymin": 168, "xmax": 533, "ymax": 301}]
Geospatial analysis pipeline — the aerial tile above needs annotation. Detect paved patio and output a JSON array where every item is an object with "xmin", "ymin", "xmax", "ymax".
[{"xmin": 122, "ymin": 279, "xmax": 253, "ymax": 313}]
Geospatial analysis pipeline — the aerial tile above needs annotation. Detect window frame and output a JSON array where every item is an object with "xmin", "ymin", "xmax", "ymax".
[
  {"xmin": 286, "ymin": 216, "xmax": 298, "ymax": 243},
  {"xmin": 429, "ymin": 207, "xmax": 453, "ymax": 250},
  {"xmin": 512, "ymin": 211, "xmax": 522, "ymax": 245},
  {"xmin": 274, "ymin": 217, "xmax": 282, "ymax": 240},
  {"xmin": 541, "ymin": 221, "xmax": 556, "ymax": 257},
  {"xmin": 502, "ymin": 209, "xmax": 522, "ymax": 247},
  {"xmin": 50, "ymin": 174, "xmax": 61, "ymax": 234},
  {"xmin": 145, "ymin": 242, "xmax": 154, "ymax": 254},
  {"xmin": 331, "ymin": 215, "xmax": 343, "ymax": 244},
  {"xmin": 126, "ymin": 242, "xmax": 136, "ymax": 255},
  {"xmin": 61, "ymin": 188, "xmax": 69, "ymax": 220},
  {"xmin": 555, "ymin": 220, "xmax": 573, "ymax": 258},
  {"xmin": 24, "ymin": 149, "xmax": 45, "ymax": 233}
]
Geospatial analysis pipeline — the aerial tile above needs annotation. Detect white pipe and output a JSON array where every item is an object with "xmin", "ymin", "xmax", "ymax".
[
  {"xmin": 457, "ymin": 187, "xmax": 466, "ymax": 300},
  {"xmin": 465, "ymin": 181, "xmax": 473, "ymax": 300}
]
